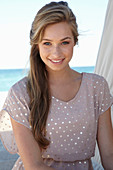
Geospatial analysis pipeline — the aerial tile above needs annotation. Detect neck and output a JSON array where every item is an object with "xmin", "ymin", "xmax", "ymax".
[{"xmin": 47, "ymin": 65, "xmax": 75, "ymax": 85}]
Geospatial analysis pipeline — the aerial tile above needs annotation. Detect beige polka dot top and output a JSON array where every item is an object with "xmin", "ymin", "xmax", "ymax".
[{"xmin": 0, "ymin": 73, "xmax": 113, "ymax": 170}]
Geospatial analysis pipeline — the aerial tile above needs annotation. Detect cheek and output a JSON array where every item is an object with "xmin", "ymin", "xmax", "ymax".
[
  {"xmin": 65, "ymin": 46, "xmax": 74, "ymax": 56},
  {"xmin": 38, "ymin": 46, "xmax": 44, "ymax": 56},
  {"xmin": 39, "ymin": 48, "xmax": 50, "ymax": 60}
]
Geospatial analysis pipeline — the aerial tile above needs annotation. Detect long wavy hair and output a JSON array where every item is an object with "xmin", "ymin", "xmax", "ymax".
[{"xmin": 27, "ymin": 1, "xmax": 79, "ymax": 150}]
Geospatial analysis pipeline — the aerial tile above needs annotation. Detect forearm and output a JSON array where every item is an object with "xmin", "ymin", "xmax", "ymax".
[{"xmin": 102, "ymin": 154, "xmax": 113, "ymax": 170}]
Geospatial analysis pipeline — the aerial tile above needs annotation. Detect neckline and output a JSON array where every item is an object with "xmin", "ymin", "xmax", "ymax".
[{"xmin": 52, "ymin": 72, "xmax": 85, "ymax": 103}]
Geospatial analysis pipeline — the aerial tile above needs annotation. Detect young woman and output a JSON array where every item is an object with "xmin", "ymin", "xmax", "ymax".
[{"xmin": 0, "ymin": 1, "xmax": 113, "ymax": 170}]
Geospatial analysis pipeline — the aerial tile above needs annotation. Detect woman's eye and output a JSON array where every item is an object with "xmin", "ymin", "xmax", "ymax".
[
  {"xmin": 43, "ymin": 42, "xmax": 51, "ymax": 46},
  {"xmin": 62, "ymin": 41, "xmax": 69, "ymax": 45}
]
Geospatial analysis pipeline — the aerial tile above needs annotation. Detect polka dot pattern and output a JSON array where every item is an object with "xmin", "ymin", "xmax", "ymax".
[{"xmin": 0, "ymin": 73, "xmax": 113, "ymax": 170}]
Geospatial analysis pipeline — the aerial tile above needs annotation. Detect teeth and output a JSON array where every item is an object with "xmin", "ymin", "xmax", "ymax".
[{"xmin": 51, "ymin": 60, "xmax": 62, "ymax": 63}]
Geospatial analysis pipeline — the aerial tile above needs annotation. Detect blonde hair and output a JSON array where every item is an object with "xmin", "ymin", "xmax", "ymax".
[
  {"xmin": 30, "ymin": 1, "xmax": 78, "ymax": 45},
  {"xmin": 27, "ymin": 1, "xmax": 79, "ymax": 150}
]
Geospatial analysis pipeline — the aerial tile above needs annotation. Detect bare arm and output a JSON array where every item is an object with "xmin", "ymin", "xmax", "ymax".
[
  {"xmin": 11, "ymin": 118, "xmax": 55, "ymax": 170},
  {"xmin": 97, "ymin": 107, "xmax": 113, "ymax": 170}
]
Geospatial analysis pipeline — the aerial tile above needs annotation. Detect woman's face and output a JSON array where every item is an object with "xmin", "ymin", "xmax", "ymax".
[{"xmin": 38, "ymin": 22, "xmax": 75, "ymax": 72}]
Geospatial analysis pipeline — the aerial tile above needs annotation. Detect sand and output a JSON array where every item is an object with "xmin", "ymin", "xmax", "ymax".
[{"xmin": 0, "ymin": 91, "xmax": 8, "ymax": 110}]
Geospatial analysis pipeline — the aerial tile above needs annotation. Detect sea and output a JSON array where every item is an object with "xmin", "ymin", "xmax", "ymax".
[{"xmin": 0, "ymin": 66, "xmax": 95, "ymax": 92}]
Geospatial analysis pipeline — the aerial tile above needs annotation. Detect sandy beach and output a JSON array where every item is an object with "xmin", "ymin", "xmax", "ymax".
[{"xmin": 0, "ymin": 91, "xmax": 8, "ymax": 110}]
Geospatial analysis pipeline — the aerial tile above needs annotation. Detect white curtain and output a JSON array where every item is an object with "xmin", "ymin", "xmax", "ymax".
[
  {"xmin": 94, "ymin": 0, "xmax": 113, "ymax": 123},
  {"xmin": 94, "ymin": 0, "xmax": 113, "ymax": 96},
  {"xmin": 92, "ymin": 0, "xmax": 113, "ymax": 167}
]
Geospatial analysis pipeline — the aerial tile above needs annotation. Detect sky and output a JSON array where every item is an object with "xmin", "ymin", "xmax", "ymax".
[{"xmin": 0, "ymin": 0, "xmax": 108, "ymax": 69}]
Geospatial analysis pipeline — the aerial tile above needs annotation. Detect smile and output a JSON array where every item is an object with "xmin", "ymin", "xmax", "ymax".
[{"xmin": 49, "ymin": 59, "xmax": 64, "ymax": 64}]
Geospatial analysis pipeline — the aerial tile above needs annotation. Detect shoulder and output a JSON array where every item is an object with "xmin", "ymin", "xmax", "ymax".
[
  {"xmin": 8, "ymin": 77, "xmax": 29, "ymax": 103},
  {"xmin": 10, "ymin": 77, "xmax": 28, "ymax": 94},
  {"xmin": 83, "ymin": 72, "xmax": 107, "ymax": 85},
  {"xmin": 83, "ymin": 72, "xmax": 105, "ymax": 81},
  {"xmin": 11, "ymin": 77, "xmax": 28, "ymax": 91},
  {"xmin": 82, "ymin": 73, "xmax": 110, "ymax": 95}
]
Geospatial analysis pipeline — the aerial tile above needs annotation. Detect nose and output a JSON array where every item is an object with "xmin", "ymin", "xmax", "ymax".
[{"xmin": 52, "ymin": 45, "xmax": 61, "ymax": 58}]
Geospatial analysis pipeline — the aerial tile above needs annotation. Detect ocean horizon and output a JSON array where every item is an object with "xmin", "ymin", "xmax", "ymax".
[{"xmin": 0, "ymin": 66, "xmax": 95, "ymax": 92}]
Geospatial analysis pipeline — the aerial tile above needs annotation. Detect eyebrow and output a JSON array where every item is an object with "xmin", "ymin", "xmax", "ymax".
[{"xmin": 42, "ymin": 37, "xmax": 72, "ymax": 41}]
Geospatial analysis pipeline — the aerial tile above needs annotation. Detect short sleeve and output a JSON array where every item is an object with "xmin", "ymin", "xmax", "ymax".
[
  {"xmin": 97, "ymin": 77, "xmax": 113, "ymax": 115},
  {"xmin": 0, "ymin": 78, "xmax": 31, "ymax": 154}
]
